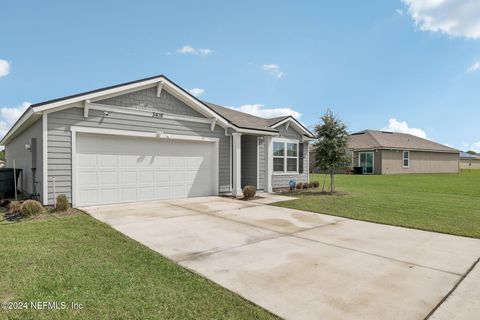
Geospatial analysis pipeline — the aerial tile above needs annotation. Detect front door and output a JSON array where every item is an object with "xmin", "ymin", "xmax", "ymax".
[{"xmin": 359, "ymin": 152, "xmax": 374, "ymax": 174}]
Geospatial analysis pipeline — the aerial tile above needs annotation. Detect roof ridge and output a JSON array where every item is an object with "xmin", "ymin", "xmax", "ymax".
[{"xmin": 365, "ymin": 130, "xmax": 382, "ymax": 147}]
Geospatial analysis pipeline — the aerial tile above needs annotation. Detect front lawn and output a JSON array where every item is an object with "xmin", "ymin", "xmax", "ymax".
[
  {"xmin": 0, "ymin": 212, "xmax": 276, "ymax": 320},
  {"xmin": 274, "ymin": 170, "xmax": 480, "ymax": 238}
]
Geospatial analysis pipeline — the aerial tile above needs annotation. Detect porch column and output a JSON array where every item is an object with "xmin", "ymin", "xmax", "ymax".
[
  {"xmin": 232, "ymin": 132, "xmax": 243, "ymax": 197},
  {"xmin": 265, "ymin": 136, "xmax": 273, "ymax": 193}
]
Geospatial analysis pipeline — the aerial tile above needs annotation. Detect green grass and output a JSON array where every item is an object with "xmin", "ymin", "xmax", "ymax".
[
  {"xmin": 274, "ymin": 170, "xmax": 480, "ymax": 238},
  {"xmin": 0, "ymin": 213, "xmax": 277, "ymax": 320}
]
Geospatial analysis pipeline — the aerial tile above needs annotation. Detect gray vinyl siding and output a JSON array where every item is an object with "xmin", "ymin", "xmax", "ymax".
[
  {"xmin": 271, "ymin": 122, "xmax": 308, "ymax": 189},
  {"xmin": 241, "ymin": 135, "xmax": 257, "ymax": 188},
  {"xmin": 258, "ymin": 137, "xmax": 265, "ymax": 190},
  {"xmin": 5, "ymin": 118, "xmax": 43, "ymax": 201},
  {"xmin": 276, "ymin": 122, "xmax": 302, "ymax": 140},
  {"xmin": 97, "ymin": 88, "xmax": 204, "ymax": 117},
  {"xmin": 46, "ymin": 88, "xmax": 231, "ymax": 204}
]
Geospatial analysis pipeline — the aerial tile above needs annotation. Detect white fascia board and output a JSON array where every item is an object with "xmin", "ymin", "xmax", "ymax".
[
  {"xmin": 0, "ymin": 108, "xmax": 36, "ymax": 145},
  {"xmin": 70, "ymin": 126, "xmax": 219, "ymax": 143},
  {"xmin": 32, "ymin": 77, "xmax": 167, "ymax": 113},
  {"xmin": 235, "ymin": 128, "xmax": 278, "ymax": 136},
  {"xmin": 270, "ymin": 117, "xmax": 314, "ymax": 138},
  {"xmin": 31, "ymin": 76, "xmax": 231, "ymax": 129}
]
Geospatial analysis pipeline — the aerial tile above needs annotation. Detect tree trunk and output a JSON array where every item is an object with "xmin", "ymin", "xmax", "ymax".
[{"xmin": 330, "ymin": 168, "xmax": 335, "ymax": 194}]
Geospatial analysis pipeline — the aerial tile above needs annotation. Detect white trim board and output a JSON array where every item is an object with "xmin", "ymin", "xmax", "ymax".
[
  {"xmin": 70, "ymin": 126, "xmax": 219, "ymax": 143},
  {"xmin": 270, "ymin": 117, "xmax": 315, "ymax": 138},
  {"xmin": 70, "ymin": 126, "xmax": 219, "ymax": 207},
  {"xmin": 42, "ymin": 112, "xmax": 48, "ymax": 205}
]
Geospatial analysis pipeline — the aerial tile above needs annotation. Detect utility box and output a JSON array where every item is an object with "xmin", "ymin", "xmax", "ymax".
[{"xmin": 0, "ymin": 168, "xmax": 23, "ymax": 199}]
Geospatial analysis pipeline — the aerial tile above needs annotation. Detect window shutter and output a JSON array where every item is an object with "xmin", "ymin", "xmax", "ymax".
[{"xmin": 299, "ymin": 143, "xmax": 304, "ymax": 173}]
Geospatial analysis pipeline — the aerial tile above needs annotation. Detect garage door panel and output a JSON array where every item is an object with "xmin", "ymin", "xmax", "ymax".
[
  {"xmin": 138, "ymin": 170, "xmax": 155, "ymax": 183},
  {"xmin": 138, "ymin": 187, "xmax": 155, "ymax": 200},
  {"xmin": 154, "ymin": 157, "xmax": 170, "ymax": 167},
  {"xmin": 121, "ymin": 188, "xmax": 137, "ymax": 202},
  {"xmin": 79, "ymin": 189, "xmax": 98, "ymax": 204},
  {"xmin": 120, "ymin": 155, "xmax": 140, "ymax": 167},
  {"xmin": 100, "ymin": 155, "xmax": 118, "ymax": 168},
  {"xmin": 79, "ymin": 171, "xmax": 97, "ymax": 186},
  {"xmin": 100, "ymin": 172, "xmax": 118, "ymax": 185},
  {"xmin": 100, "ymin": 189, "xmax": 118, "ymax": 203},
  {"xmin": 121, "ymin": 171, "xmax": 137, "ymax": 184},
  {"xmin": 78, "ymin": 154, "xmax": 97, "ymax": 167},
  {"xmin": 155, "ymin": 186, "xmax": 171, "ymax": 199}
]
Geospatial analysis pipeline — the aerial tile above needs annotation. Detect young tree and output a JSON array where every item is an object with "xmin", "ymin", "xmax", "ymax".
[{"xmin": 314, "ymin": 110, "xmax": 350, "ymax": 194}]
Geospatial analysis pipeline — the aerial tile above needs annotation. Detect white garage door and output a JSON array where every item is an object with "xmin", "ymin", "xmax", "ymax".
[{"xmin": 75, "ymin": 133, "xmax": 216, "ymax": 206}]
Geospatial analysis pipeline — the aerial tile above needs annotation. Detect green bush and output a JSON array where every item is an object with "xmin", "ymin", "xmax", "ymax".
[
  {"xmin": 313, "ymin": 181, "xmax": 320, "ymax": 188},
  {"xmin": 303, "ymin": 183, "xmax": 309, "ymax": 189},
  {"xmin": 21, "ymin": 200, "xmax": 44, "ymax": 216},
  {"xmin": 242, "ymin": 185, "xmax": 257, "ymax": 200},
  {"xmin": 56, "ymin": 194, "xmax": 70, "ymax": 212},
  {"xmin": 308, "ymin": 182, "xmax": 314, "ymax": 188}
]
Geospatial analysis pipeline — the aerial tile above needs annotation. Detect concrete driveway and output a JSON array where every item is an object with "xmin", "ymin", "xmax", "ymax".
[{"xmin": 83, "ymin": 196, "xmax": 480, "ymax": 320}]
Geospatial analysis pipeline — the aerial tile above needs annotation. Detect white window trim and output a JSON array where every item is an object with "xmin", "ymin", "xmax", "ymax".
[
  {"xmin": 403, "ymin": 150, "xmax": 410, "ymax": 168},
  {"xmin": 272, "ymin": 138, "xmax": 299, "ymax": 175}
]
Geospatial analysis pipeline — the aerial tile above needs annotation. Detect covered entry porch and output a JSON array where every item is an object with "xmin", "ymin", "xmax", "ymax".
[{"xmin": 231, "ymin": 133, "xmax": 274, "ymax": 197}]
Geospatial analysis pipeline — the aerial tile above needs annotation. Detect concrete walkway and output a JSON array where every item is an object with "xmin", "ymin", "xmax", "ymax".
[{"xmin": 83, "ymin": 196, "xmax": 480, "ymax": 320}]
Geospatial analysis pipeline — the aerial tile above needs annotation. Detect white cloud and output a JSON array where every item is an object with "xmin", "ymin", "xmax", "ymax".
[
  {"xmin": 0, "ymin": 59, "xmax": 10, "ymax": 78},
  {"xmin": 402, "ymin": 0, "xmax": 480, "ymax": 39},
  {"xmin": 262, "ymin": 64, "xmax": 284, "ymax": 78},
  {"xmin": 395, "ymin": 8, "xmax": 404, "ymax": 16},
  {"xmin": 228, "ymin": 104, "xmax": 300, "ymax": 119},
  {"xmin": 467, "ymin": 61, "xmax": 480, "ymax": 73},
  {"xmin": 188, "ymin": 88, "xmax": 204, "ymax": 97},
  {"xmin": 0, "ymin": 102, "xmax": 31, "ymax": 138},
  {"xmin": 465, "ymin": 141, "xmax": 480, "ymax": 153},
  {"xmin": 381, "ymin": 118, "xmax": 428, "ymax": 139},
  {"xmin": 175, "ymin": 45, "xmax": 213, "ymax": 57}
]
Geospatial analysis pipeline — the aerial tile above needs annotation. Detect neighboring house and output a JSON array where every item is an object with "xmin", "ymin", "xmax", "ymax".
[
  {"xmin": 310, "ymin": 130, "xmax": 459, "ymax": 174},
  {"xmin": 347, "ymin": 130, "xmax": 459, "ymax": 174},
  {"xmin": 459, "ymin": 151, "xmax": 480, "ymax": 170},
  {"xmin": 0, "ymin": 75, "xmax": 314, "ymax": 207}
]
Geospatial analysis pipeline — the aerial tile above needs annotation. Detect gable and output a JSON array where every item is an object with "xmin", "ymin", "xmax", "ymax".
[
  {"xmin": 95, "ymin": 87, "xmax": 204, "ymax": 118},
  {"xmin": 276, "ymin": 122, "xmax": 302, "ymax": 140}
]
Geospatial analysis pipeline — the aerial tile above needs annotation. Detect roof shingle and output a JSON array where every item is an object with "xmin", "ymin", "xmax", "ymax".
[{"xmin": 348, "ymin": 130, "xmax": 458, "ymax": 153}]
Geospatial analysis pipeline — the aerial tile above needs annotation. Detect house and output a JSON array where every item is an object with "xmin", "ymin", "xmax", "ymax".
[
  {"xmin": 459, "ymin": 151, "xmax": 480, "ymax": 170},
  {"xmin": 310, "ymin": 130, "xmax": 459, "ymax": 174},
  {"xmin": 348, "ymin": 130, "xmax": 459, "ymax": 174},
  {"xmin": 0, "ymin": 75, "xmax": 314, "ymax": 207}
]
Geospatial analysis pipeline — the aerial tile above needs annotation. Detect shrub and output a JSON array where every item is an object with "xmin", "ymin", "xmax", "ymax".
[
  {"xmin": 9, "ymin": 201, "xmax": 22, "ymax": 214},
  {"xmin": 313, "ymin": 181, "xmax": 320, "ymax": 188},
  {"xmin": 56, "ymin": 194, "xmax": 70, "ymax": 212},
  {"xmin": 21, "ymin": 200, "xmax": 44, "ymax": 216},
  {"xmin": 296, "ymin": 183, "xmax": 303, "ymax": 190},
  {"xmin": 243, "ymin": 185, "xmax": 257, "ymax": 200},
  {"xmin": 303, "ymin": 183, "xmax": 309, "ymax": 189},
  {"xmin": 308, "ymin": 182, "xmax": 314, "ymax": 188}
]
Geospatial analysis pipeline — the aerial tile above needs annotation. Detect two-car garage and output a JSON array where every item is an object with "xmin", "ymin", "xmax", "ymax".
[{"xmin": 74, "ymin": 131, "xmax": 218, "ymax": 206}]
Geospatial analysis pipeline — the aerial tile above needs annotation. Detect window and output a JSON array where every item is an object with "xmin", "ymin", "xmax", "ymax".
[
  {"xmin": 403, "ymin": 150, "xmax": 410, "ymax": 168},
  {"xmin": 273, "ymin": 140, "xmax": 298, "ymax": 173}
]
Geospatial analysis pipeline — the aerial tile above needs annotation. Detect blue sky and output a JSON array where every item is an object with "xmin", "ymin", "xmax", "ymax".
[{"xmin": 1, "ymin": 1, "xmax": 479, "ymax": 151}]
